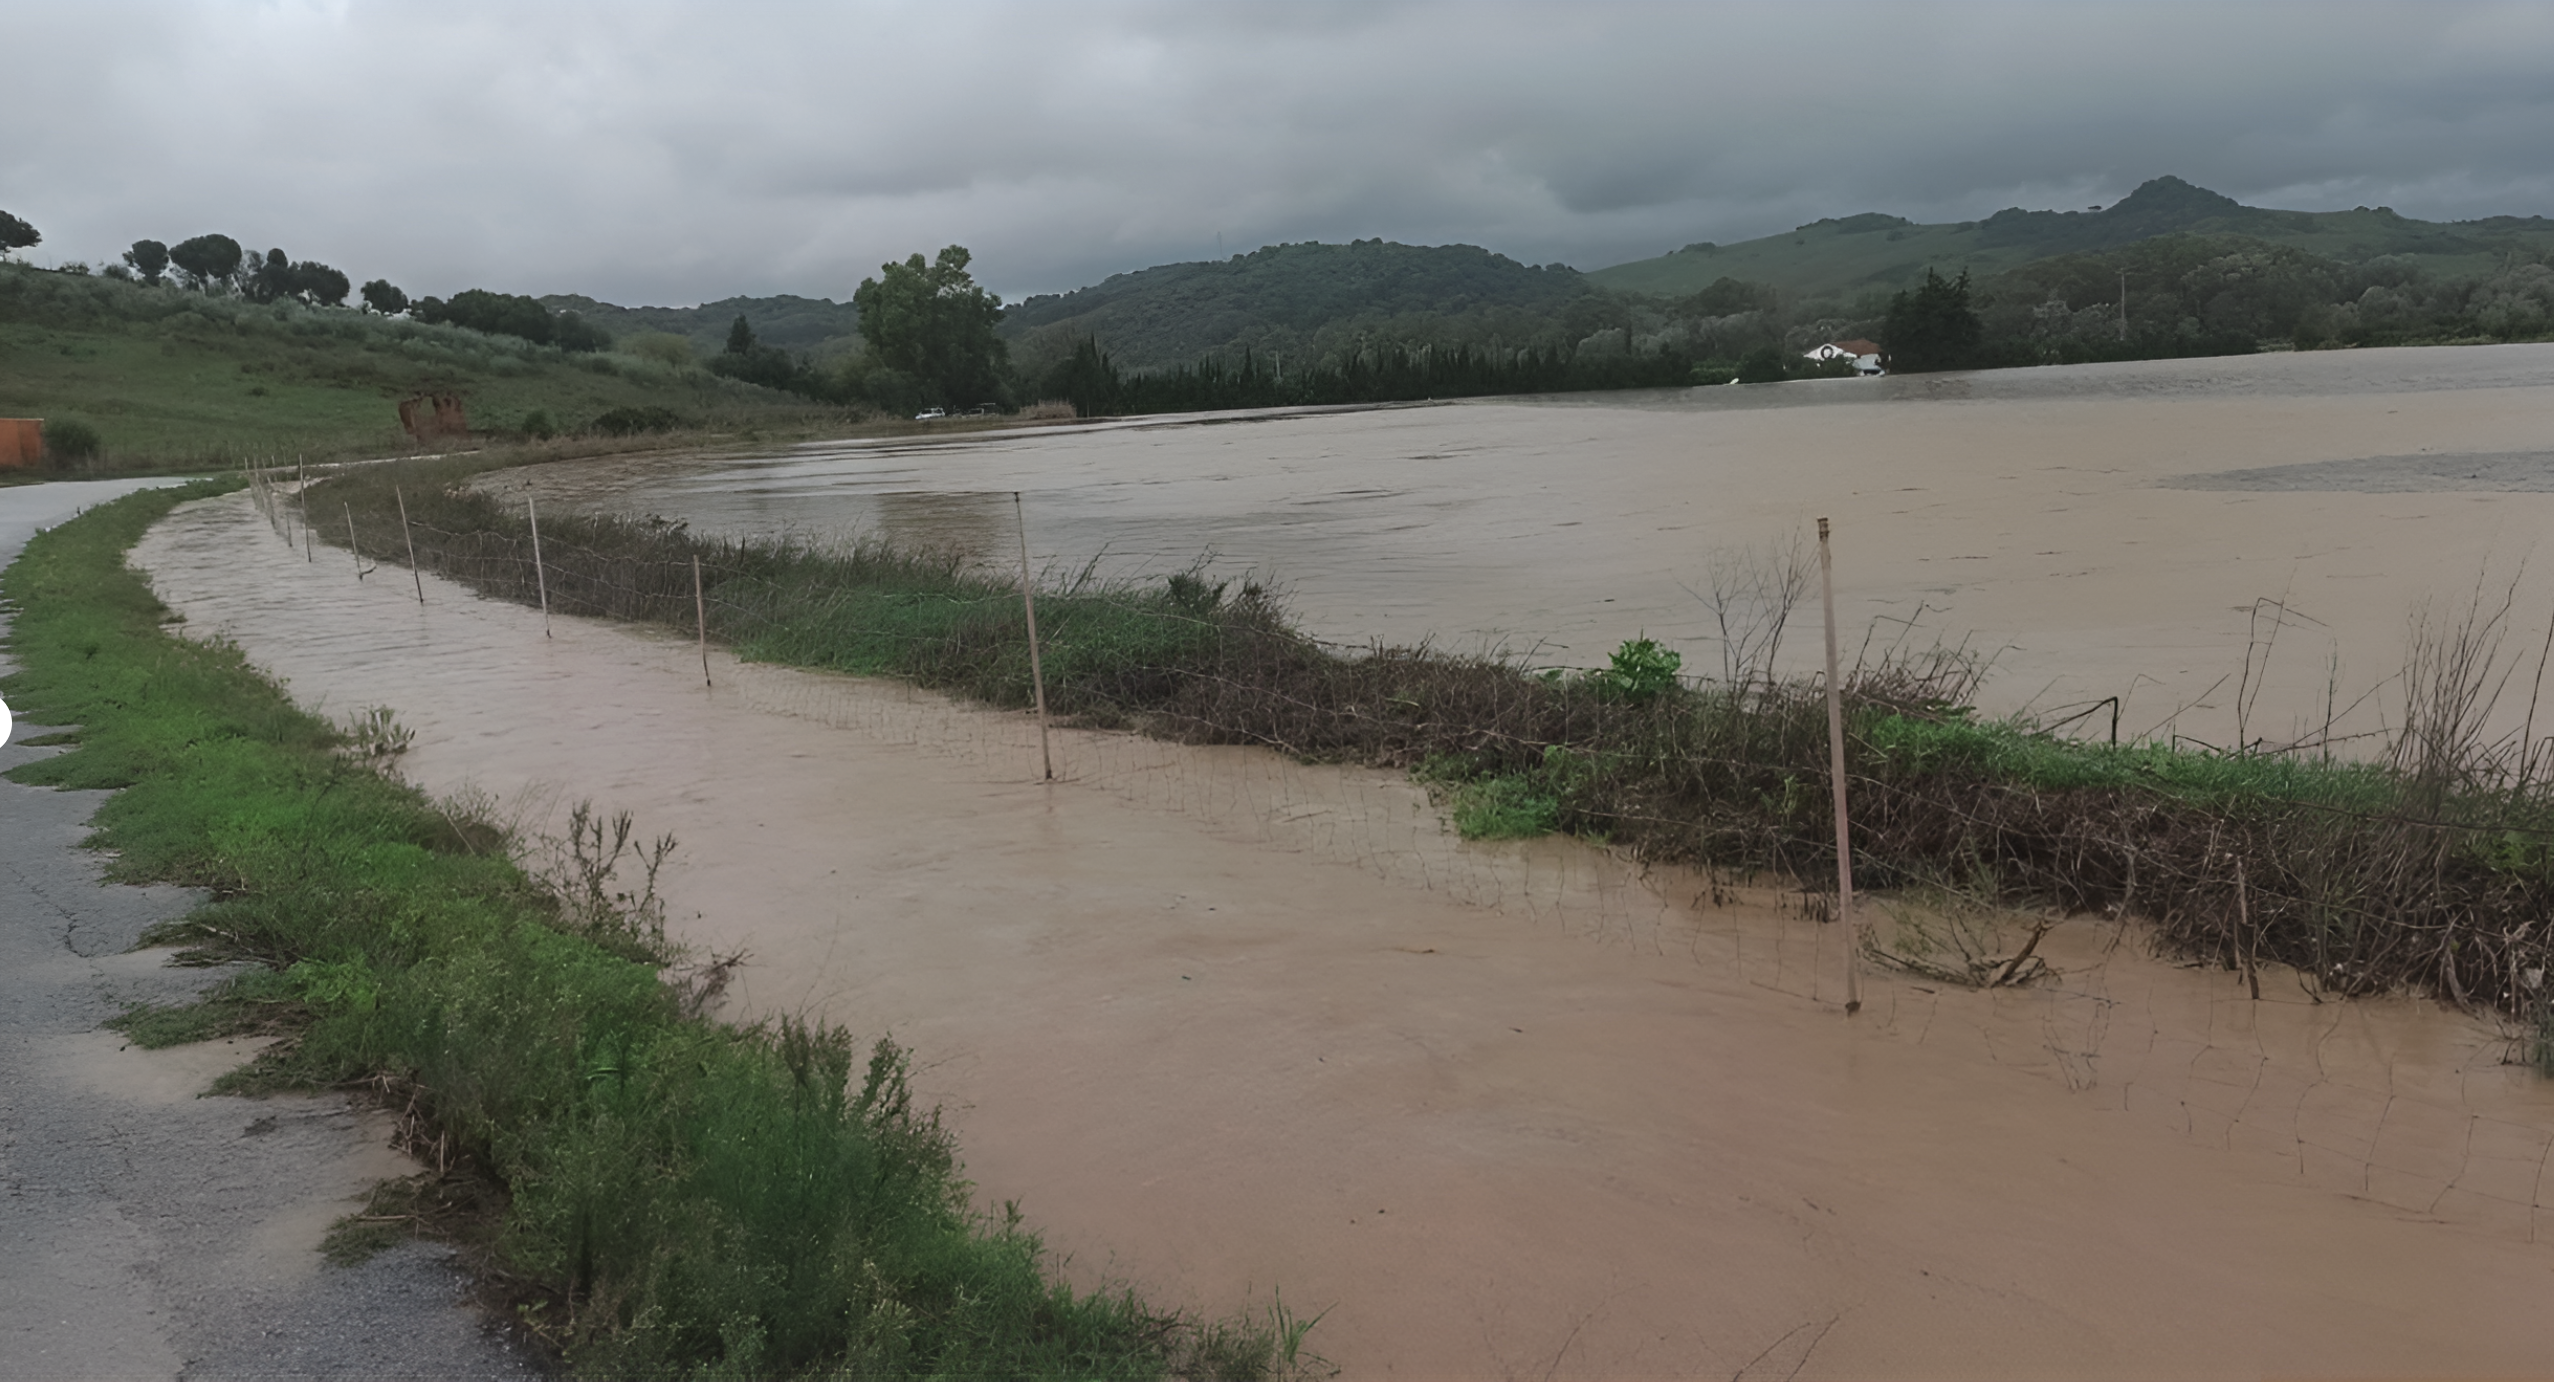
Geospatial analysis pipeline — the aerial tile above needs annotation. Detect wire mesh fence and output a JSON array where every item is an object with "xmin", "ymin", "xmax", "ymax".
[{"xmin": 214, "ymin": 463, "xmax": 2554, "ymax": 1243}]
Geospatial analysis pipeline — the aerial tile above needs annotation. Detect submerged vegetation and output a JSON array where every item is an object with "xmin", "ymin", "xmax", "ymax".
[
  {"xmin": 1, "ymin": 481, "xmax": 1316, "ymax": 1378},
  {"xmin": 309, "ymin": 456, "xmax": 2554, "ymax": 1056}
]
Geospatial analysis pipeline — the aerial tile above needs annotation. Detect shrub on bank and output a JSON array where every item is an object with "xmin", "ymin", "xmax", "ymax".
[{"xmin": 42, "ymin": 417, "xmax": 101, "ymax": 463}]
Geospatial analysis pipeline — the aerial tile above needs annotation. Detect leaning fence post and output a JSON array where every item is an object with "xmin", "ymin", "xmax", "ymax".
[
  {"xmin": 693, "ymin": 555, "xmax": 712, "ymax": 687},
  {"xmin": 344, "ymin": 503, "xmax": 367, "ymax": 579},
  {"xmin": 396, "ymin": 486, "xmax": 425, "ymax": 605},
  {"xmin": 1820, "ymin": 516, "xmax": 1861, "ymax": 1014},
  {"xmin": 2236, "ymin": 857, "xmax": 2260, "ymax": 1000},
  {"xmin": 1014, "ymin": 491, "xmax": 1053, "ymax": 781},
  {"xmin": 528, "ymin": 492, "xmax": 551, "ymax": 639}
]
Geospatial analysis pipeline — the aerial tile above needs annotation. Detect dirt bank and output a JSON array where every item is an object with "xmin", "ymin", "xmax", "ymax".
[{"xmin": 138, "ymin": 487, "xmax": 2554, "ymax": 1379}]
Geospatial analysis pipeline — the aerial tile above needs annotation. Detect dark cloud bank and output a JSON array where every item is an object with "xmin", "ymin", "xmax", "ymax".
[{"xmin": 10, "ymin": 2, "xmax": 2552, "ymax": 306}]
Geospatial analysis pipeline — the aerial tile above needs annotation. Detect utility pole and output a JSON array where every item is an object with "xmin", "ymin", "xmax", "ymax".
[{"xmin": 2118, "ymin": 267, "xmax": 2129, "ymax": 341}]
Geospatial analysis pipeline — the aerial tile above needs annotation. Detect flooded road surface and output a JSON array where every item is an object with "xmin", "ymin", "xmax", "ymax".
[
  {"xmin": 505, "ymin": 344, "xmax": 2554, "ymax": 754},
  {"xmin": 139, "ymin": 490, "xmax": 2554, "ymax": 1378}
]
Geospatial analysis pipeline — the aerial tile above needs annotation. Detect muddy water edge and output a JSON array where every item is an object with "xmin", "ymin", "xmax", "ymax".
[
  {"xmin": 505, "ymin": 344, "xmax": 2554, "ymax": 755},
  {"xmin": 138, "ymin": 488, "xmax": 2554, "ymax": 1379}
]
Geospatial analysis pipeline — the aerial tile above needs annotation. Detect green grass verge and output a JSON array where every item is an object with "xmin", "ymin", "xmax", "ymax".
[
  {"xmin": 0, "ymin": 263, "xmax": 849, "ymax": 472},
  {"xmin": 2, "ymin": 480, "xmax": 1314, "ymax": 1378}
]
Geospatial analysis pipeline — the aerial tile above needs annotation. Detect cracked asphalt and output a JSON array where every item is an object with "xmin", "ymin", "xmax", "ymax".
[{"xmin": 1, "ymin": 480, "xmax": 534, "ymax": 1380}]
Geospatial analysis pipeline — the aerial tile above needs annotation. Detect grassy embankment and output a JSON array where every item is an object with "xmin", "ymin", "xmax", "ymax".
[
  {"xmin": 1, "ymin": 481, "xmax": 1312, "ymax": 1379},
  {"xmin": 315, "ymin": 451, "xmax": 2554, "ymax": 1044},
  {"xmin": 0, "ymin": 262, "xmax": 862, "ymax": 477}
]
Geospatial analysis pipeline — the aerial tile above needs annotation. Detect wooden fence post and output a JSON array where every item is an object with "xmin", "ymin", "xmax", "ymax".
[
  {"xmin": 693, "ymin": 555, "xmax": 711, "ymax": 687},
  {"xmin": 1015, "ymin": 491, "xmax": 1053, "ymax": 781},
  {"xmin": 396, "ymin": 486, "xmax": 425, "ymax": 605},
  {"xmin": 528, "ymin": 492, "xmax": 551, "ymax": 638},
  {"xmin": 1820, "ymin": 516, "xmax": 1861, "ymax": 1014}
]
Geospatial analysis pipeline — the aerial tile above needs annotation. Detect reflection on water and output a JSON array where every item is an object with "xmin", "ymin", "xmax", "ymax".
[
  {"xmin": 2175, "ymin": 448, "xmax": 2554, "ymax": 492},
  {"xmin": 870, "ymin": 490, "xmax": 1017, "ymax": 559},
  {"xmin": 505, "ymin": 344, "xmax": 2554, "ymax": 753}
]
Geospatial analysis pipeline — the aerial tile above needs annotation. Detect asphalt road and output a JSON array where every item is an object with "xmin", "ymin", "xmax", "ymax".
[{"xmin": 0, "ymin": 480, "xmax": 533, "ymax": 1380}]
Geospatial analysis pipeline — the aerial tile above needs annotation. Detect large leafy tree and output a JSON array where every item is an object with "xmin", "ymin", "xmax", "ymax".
[
  {"xmin": 248, "ymin": 248, "xmax": 294, "ymax": 302},
  {"xmin": 0, "ymin": 210, "xmax": 41, "ymax": 257},
  {"xmin": 243, "ymin": 248, "xmax": 352, "ymax": 307},
  {"xmin": 168, "ymin": 234, "xmax": 244, "ymax": 292},
  {"xmin": 414, "ymin": 288, "xmax": 557, "ymax": 343},
  {"xmin": 411, "ymin": 288, "xmax": 607, "ymax": 351},
  {"xmin": 1881, "ymin": 268, "xmax": 1984, "ymax": 373},
  {"xmin": 852, "ymin": 246, "xmax": 1008, "ymax": 405},
  {"xmin": 359, "ymin": 278, "xmax": 408, "ymax": 315},
  {"xmin": 293, "ymin": 261, "xmax": 351, "ymax": 308},
  {"xmin": 122, "ymin": 239, "xmax": 170, "ymax": 284}
]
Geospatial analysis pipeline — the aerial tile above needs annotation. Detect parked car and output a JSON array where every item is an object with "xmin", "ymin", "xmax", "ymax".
[{"xmin": 913, "ymin": 407, "xmax": 946, "ymax": 421}]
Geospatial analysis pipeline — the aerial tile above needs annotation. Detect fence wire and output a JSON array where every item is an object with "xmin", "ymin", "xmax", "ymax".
[{"xmin": 219, "ymin": 472, "xmax": 2554, "ymax": 1243}]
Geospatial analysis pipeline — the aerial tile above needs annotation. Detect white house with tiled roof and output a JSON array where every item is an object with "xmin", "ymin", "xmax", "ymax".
[{"xmin": 1803, "ymin": 338, "xmax": 1884, "ymax": 373}]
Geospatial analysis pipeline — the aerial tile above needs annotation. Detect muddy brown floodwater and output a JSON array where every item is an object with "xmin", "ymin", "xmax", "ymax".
[
  {"xmin": 147, "ymin": 420, "xmax": 2554, "ymax": 1376},
  {"xmin": 504, "ymin": 343, "xmax": 2554, "ymax": 755}
]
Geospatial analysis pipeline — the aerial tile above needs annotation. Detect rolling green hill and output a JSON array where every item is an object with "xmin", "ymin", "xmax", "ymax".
[
  {"xmin": 1591, "ymin": 175, "xmax": 2554, "ymax": 303},
  {"xmin": 999, "ymin": 239, "xmax": 1612, "ymax": 374},
  {"xmin": 0, "ymin": 265, "xmax": 835, "ymax": 469},
  {"xmin": 539, "ymin": 292, "xmax": 864, "ymax": 361}
]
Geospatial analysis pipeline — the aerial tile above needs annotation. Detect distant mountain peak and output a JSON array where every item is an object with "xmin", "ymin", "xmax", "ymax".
[
  {"xmin": 2110, "ymin": 175, "xmax": 2245, "ymax": 218},
  {"xmin": 1974, "ymin": 175, "xmax": 2283, "ymax": 252}
]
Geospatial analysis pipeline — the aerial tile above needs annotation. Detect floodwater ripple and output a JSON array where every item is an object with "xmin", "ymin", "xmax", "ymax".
[
  {"xmin": 502, "ymin": 343, "xmax": 2554, "ymax": 756},
  {"xmin": 129, "ymin": 488, "xmax": 2554, "ymax": 1378}
]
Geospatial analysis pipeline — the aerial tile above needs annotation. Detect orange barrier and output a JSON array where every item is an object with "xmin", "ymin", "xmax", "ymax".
[{"xmin": 0, "ymin": 419, "xmax": 44, "ymax": 470}]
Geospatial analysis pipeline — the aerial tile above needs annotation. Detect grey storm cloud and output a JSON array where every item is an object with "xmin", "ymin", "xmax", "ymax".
[{"xmin": 9, "ymin": 1, "xmax": 2554, "ymax": 307}]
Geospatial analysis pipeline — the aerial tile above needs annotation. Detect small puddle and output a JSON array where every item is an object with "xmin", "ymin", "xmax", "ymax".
[{"xmin": 135, "ymin": 490, "xmax": 2554, "ymax": 1378}]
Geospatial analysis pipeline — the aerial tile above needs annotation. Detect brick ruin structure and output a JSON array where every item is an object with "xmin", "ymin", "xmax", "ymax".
[
  {"xmin": 396, "ymin": 394, "xmax": 470, "ymax": 442},
  {"xmin": 0, "ymin": 419, "xmax": 45, "ymax": 470}
]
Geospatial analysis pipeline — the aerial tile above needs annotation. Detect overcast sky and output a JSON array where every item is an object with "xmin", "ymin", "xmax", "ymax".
[{"xmin": 10, "ymin": 2, "xmax": 2553, "ymax": 307}]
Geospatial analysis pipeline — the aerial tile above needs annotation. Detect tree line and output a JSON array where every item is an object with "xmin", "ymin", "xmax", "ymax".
[
  {"xmin": 12, "ymin": 194, "xmax": 2552, "ymax": 421},
  {"xmin": 0, "ymin": 206, "xmax": 614, "ymax": 356}
]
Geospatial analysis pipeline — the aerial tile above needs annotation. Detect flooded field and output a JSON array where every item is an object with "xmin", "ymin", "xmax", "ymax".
[
  {"xmin": 504, "ymin": 344, "xmax": 2554, "ymax": 754},
  {"xmin": 137, "ymin": 468, "xmax": 2554, "ymax": 1379}
]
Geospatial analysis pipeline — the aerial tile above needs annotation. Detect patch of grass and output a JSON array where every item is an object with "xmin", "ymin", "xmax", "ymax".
[
  {"xmin": 108, "ymin": 966, "xmax": 301, "ymax": 1047},
  {"xmin": 1860, "ymin": 709, "xmax": 2403, "ymax": 811},
  {"xmin": 3, "ymin": 482, "xmax": 1312, "ymax": 1378}
]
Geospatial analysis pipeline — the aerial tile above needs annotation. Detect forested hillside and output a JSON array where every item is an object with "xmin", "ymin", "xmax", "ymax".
[
  {"xmin": 999, "ymin": 177, "xmax": 2554, "ymax": 407},
  {"xmin": 9, "ymin": 171, "xmax": 2550, "ymax": 459},
  {"xmin": 539, "ymin": 293, "xmax": 863, "ymax": 361},
  {"xmin": 1000, "ymin": 240, "xmax": 1610, "ymax": 375},
  {"xmin": 1592, "ymin": 175, "xmax": 2554, "ymax": 300}
]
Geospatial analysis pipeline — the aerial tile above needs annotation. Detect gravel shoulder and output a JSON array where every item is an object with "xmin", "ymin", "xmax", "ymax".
[{"xmin": 0, "ymin": 480, "xmax": 531, "ymax": 1381}]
